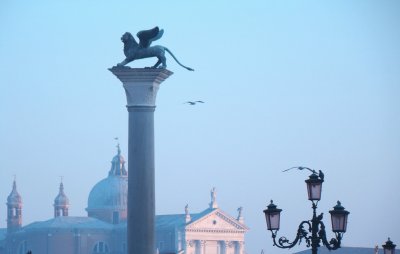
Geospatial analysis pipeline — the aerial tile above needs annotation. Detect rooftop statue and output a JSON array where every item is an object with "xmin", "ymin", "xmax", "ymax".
[{"xmin": 116, "ymin": 27, "xmax": 194, "ymax": 71}]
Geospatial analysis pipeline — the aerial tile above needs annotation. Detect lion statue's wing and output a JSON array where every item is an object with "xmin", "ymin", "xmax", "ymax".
[{"xmin": 137, "ymin": 26, "xmax": 164, "ymax": 48}]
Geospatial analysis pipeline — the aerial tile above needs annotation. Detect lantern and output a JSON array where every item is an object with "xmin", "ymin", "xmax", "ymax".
[
  {"xmin": 329, "ymin": 201, "xmax": 350, "ymax": 233},
  {"xmin": 305, "ymin": 172, "xmax": 323, "ymax": 201},
  {"xmin": 263, "ymin": 200, "xmax": 282, "ymax": 231}
]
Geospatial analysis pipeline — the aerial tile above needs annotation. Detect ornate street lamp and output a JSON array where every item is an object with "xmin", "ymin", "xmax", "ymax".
[
  {"xmin": 383, "ymin": 238, "xmax": 396, "ymax": 254},
  {"xmin": 263, "ymin": 200, "xmax": 282, "ymax": 231},
  {"xmin": 263, "ymin": 169, "xmax": 350, "ymax": 254}
]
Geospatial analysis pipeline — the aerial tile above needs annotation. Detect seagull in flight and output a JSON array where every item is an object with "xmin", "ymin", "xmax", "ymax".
[
  {"xmin": 283, "ymin": 166, "xmax": 325, "ymax": 180},
  {"xmin": 283, "ymin": 166, "xmax": 316, "ymax": 174},
  {"xmin": 184, "ymin": 101, "xmax": 204, "ymax": 105}
]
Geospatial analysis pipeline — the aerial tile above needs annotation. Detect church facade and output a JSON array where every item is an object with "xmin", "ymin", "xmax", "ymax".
[{"xmin": 0, "ymin": 147, "xmax": 248, "ymax": 254}]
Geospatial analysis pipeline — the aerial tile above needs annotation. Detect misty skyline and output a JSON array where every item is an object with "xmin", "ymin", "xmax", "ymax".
[{"xmin": 1, "ymin": 1, "xmax": 399, "ymax": 253}]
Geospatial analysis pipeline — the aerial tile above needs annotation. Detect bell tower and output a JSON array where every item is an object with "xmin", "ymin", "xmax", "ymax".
[
  {"xmin": 7, "ymin": 179, "xmax": 22, "ymax": 233},
  {"xmin": 54, "ymin": 180, "xmax": 70, "ymax": 217}
]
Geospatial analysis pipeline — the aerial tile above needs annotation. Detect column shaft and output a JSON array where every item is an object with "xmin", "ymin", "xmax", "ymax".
[{"xmin": 128, "ymin": 106, "xmax": 156, "ymax": 254}]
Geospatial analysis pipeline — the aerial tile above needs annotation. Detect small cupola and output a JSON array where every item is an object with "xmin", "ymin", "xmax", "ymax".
[
  {"xmin": 7, "ymin": 180, "xmax": 22, "ymax": 205},
  {"xmin": 54, "ymin": 180, "xmax": 70, "ymax": 217},
  {"xmin": 109, "ymin": 144, "xmax": 127, "ymax": 176}
]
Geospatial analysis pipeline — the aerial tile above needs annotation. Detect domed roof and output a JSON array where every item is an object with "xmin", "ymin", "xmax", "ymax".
[
  {"xmin": 7, "ymin": 180, "xmax": 22, "ymax": 205},
  {"xmin": 87, "ymin": 145, "xmax": 128, "ymax": 211},
  {"xmin": 87, "ymin": 176, "xmax": 128, "ymax": 209},
  {"xmin": 54, "ymin": 182, "xmax": 70, "ymax": 207}
]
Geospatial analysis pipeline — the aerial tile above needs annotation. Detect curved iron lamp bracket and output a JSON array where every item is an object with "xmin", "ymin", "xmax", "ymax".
[
  {"xmin": 318, "ymin": 221, "xmax": 342, "ymax": 250},
  {"xmin": 271, "ymin": 221, "xmax": 312, "ymax": 249},
  {"xmin": 270, "ymin": 220, "xmax": 342, "ymax": 250}
]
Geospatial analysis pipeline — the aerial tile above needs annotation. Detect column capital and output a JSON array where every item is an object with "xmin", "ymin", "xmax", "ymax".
[{"xmin": 109, "ymin": 67, "xmax": 173, "ymax": 107}]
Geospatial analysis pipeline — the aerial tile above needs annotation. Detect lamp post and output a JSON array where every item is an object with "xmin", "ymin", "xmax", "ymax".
[
  {"xmin": 383, "ymin": 238, "xmax": 396, "ymax": 254},
  {"xmin": 263, "ymin": 170, "xmax": 349, "ymax": 254}
]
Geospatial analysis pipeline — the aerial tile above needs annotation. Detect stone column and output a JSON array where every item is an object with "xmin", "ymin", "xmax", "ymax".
[
  {"xmin": 109, "ymin": 67, "xmax": 173, "ymax": 254},
  {"xmin": 200, "ymin": 240, "xmax": 206, "ymax": 254},
  {"xmin": 235, "ymin": 241, "xmax": 244, "ymax": 254}
]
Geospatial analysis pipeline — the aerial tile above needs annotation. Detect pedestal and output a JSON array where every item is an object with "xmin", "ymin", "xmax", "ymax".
[{"xmin": 109, "ymin": 67, "xmax": 173, "ymax": 254}]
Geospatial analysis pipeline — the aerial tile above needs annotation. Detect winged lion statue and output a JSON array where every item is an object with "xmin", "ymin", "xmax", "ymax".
[{"xmin": 116, "ymin": 27, "xmax": 194, "ymax": 71}]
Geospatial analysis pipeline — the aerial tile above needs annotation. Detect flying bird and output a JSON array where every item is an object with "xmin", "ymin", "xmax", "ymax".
[
  {"xmin": 283, "ymin": 167, "xmax": 325, "ymax": 180},
  {"xmin": 184, "ymin": 101, "xmax": 204, "ymax": 105},
  {"xmin": 283, "ymin": 166, "xmax": 316, "ymax": 174}
]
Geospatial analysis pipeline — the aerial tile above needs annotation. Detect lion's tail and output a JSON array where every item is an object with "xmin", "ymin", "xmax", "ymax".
[{"xmin": 164, "ymin": 47, "xmax": 194, "ymax": 71}]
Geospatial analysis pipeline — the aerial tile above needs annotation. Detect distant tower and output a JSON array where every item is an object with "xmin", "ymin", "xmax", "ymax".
[
  {"xmin": 7, "ymin": 179, "xmax": 22, "ymax": 233},
  {"xmin": 54, "ymin": 180, "xmax": 70, "ymax": 217}
]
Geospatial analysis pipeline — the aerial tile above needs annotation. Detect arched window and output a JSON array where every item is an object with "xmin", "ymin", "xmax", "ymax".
[
  {"xmin": 18, "ymin": 241, "xmax": 27, "ymax": 254},
  {"xmin": 93, "ymin": 241, "xmax": 109, "ymax": 253}
]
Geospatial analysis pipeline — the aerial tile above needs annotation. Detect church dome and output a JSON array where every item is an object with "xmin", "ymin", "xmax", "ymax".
[
  {"xmin": 7, "ymin": 180, "xmax": 22, "ymax": 205},
  {"xmin": 87, "ymin": 175, "xmax": 127, "ymax": 209},
  {"xmin": 86, "ymin": 144, "xmax": 128, "ymax": 223}
]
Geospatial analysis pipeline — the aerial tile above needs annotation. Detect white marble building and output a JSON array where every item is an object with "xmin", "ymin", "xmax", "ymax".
[
  {"xmin": 0, "ymin": 147, "xmax": 248, "ymax": 254},
  {"xmin": 156, "ymin": 195, "xmax": 248, "ymax": 254}
]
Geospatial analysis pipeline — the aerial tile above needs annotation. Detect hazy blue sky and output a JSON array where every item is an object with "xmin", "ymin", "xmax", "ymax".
[{"xmin": 1, "ymin": 1, "xmax": 399, "ymax": 253}]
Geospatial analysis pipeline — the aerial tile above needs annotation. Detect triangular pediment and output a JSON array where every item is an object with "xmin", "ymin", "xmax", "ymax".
[{"xmin": 186, "ymin": 209, "xmax": 248, "ymax": 231}]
